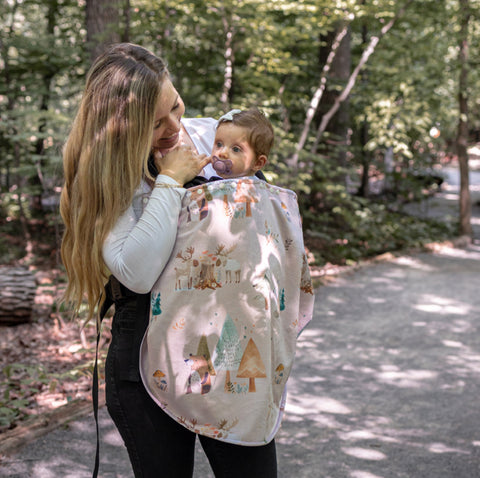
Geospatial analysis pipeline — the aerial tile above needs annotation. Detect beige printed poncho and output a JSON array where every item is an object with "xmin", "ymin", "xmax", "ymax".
[{"xmin": 140, "ymin": 177, "xmax": 314, "ymax": 445}]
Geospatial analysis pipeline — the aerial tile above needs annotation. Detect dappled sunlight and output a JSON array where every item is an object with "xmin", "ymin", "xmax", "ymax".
[
  {"xmin": 295, "ymin": 329, "xmax": 326, "ymax": 356},
  {"xmin": 428, "ymin": 442, "xmax": 470, "ymax": 455},
  {"xmin": 300, "ymin": 375, "xmax": 327, "ymax": 384},
  {"xmin": 103, "ymin": 428, "xmax": 125, "ymax": 447},
  {"xmin": 448, "ymin": 318, "xmax": 475, "ymax": 334},
  {"xmin": 286, "ymin": 394, "xmax": 353, "ymax": 417},
  {"xmin": 413, "ymin": 298, "xmax": 471, "ymax": 315},
  {"xmin": 443, "ymin": 339, "xmax": 464, "ymax": 348},
  {"xmin": 394, "ymin": 256, "xmax": 436, "ymax": 271},
  {"xmin": 297, "ymin": 326, "xmax": 325, "ymax": 343},
  {"xmin": 375, "ymin": 368, "xmax": 438, "ymax": 388},
  {"xmin": 282, "ymin": 408, "xmax": 342, "ymax": 430},
  {"xmin": 277, "ymin": 245, "xmax": 480, "ymax": 476},
  {"xmin": 436, "ymin": 244, "xmax": 480, "ymax": 260},
  {"xmin": 369, "ymin": 275, "xmax": 404, "ymax": 291},
  {"xmin": 337, "ymin": 428, "xmax": 400, "ymax": 446},
  {"xmin": 366, "ymin": 296, "xmax": 386, "ymax": 304},
  {"xmin": 339, "ymin": 430, "xmax": 378, "ymax": 441},
  {"xmin": 35, "ymin": 393, "xmax": 69, "ymax": 409},
  {"xmin": 328, "ymin": 294, "xmax": 349, "ymax": 304},
  {"xmin": 350, "ymin": 471, "xmax": 385, "ymax": 478},
  {"xmin": 341, "ymin": 447, "xmax": 387, "ymax": 461},
  {"xmin": 445, "ymin": 349, "xmax": 480, "ymax": 375},
  {"xmin": 7, "ymin": 246, "xmax": 479, "ymax": 478},
  {"xmin": 1, "ymin": 409, "xmax": 132, "ymax": 478}
]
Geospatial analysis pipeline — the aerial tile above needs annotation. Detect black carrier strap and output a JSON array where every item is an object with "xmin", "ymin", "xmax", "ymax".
[
  {"xmin": 92, "ymin": 280, "xmax": 114, "ymax": 478},
  {"xmin": 92, "ymin": 276, "xmax": 149, "ymax": 478}
]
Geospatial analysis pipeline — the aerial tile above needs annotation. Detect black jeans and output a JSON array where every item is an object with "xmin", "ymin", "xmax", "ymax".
[{"xmin": 104, "ymin": 292, "xmax": 277, "ymax": 478}]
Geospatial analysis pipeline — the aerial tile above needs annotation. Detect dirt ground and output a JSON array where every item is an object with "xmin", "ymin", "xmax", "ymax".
[{"xmin": 0, "ymin": 264, "xmax": 110, "ymax": 434}]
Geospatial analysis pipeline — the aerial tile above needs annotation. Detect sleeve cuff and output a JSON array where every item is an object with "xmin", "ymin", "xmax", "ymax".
[{"xmin": 155, "ymin": 174, "xmax": 183, "ymax": 188}]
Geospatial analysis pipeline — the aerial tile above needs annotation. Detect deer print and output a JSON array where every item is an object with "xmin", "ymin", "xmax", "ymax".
[
  {"xmin": 215, "ymin": 244, "xmax": 241, "ymax": 284},
  {"xmin": 174, "ymin": 247, "xmax": 196, "ymax": 290},
  {"xmin": 194, "ymin": 250, "xmax": 222, "ymax": 290}
]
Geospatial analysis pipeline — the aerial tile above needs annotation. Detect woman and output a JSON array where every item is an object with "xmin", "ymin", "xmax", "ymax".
[{"xmin": 60, "ymin": 43, "xmax": 277, "ymax": 478}]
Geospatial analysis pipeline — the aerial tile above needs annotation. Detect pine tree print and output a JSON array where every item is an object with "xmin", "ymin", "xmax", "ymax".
[
  {"xmin": 213, "ymin": 315, "xmax": 243, "ymax": 391},
  {"xmin": 237, "ymin": 338, "xmax": 267, "ymax": 393},
  {"xmin": 279, "ymin": 288, "xmax": 285, "ymax": 311},
  {"xmin": 151, "ymin": 293, "xmax": 161, "ymax": 316},
  {"xmin": 196, "ymin": 334, "xmax": 216, "ymax": 376}
]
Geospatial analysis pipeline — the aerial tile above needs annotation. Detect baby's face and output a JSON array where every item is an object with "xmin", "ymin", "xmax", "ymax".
[{"xmin": 211, "ymin": 123, "xmax": 259, "ymax": 178}]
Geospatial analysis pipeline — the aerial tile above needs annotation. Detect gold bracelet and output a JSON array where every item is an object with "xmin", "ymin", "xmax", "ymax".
[{"xmin": 154, "ymin": 182, "xmax": 182, "ymax": 188}]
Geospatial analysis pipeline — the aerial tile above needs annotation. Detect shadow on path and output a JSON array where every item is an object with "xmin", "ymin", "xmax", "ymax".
[{"xmin": 281, "ymin": 244, "xmax": 480, "ymax": 478}]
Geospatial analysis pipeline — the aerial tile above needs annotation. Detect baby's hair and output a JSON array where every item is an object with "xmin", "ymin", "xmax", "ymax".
[{"xmin": 218, "ymin": 108, "xmax": 274, "ymax": 158}]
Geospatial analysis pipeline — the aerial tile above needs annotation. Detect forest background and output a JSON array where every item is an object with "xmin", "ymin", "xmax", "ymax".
[{"xmin": 0, "ymin": 0, "xmax": 479, "ymax": 434}]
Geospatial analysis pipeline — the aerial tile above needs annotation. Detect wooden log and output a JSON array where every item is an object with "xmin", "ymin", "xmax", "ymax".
[{"xmin": 0, "ymin": 266, "xmax": 36, "ymax": 325}]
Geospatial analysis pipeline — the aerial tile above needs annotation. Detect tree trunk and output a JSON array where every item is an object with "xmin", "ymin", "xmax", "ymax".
[
  {"xmin": 316, "ymin": 24, "xmax": 352, "ymax": 177},
  {"xmin": 220, "ymin": 16, "xmax": 235, "ymax": 111},
  {"xmin": 311, "ymin": 1, "xmax": 413, "ymax": 151},
  {"xmin": 224, "ymin": 370, "xmax": 231, "ymax": 391},
  {"xmin": 32, "ymin": 0, "xmax": 59, "ymax": 214},
  {"xmin": 358, "ymin": 17, "xmax": 370, "ymax": 198},
  {"xmin": 358, "ymin": 121, "xmax": 370, "ymax": 197},
  {"xmin": 121, "ymin": 0, "xmax": 131, "ymax": 42},
  {"xmin": 86, "ymin": 0, "xmax": 122, "ymax": 63},
  {"xmin": 0, "ymin": 267, "xmax": 36, "ymax": 325},
  {"xmin": 457, "ymin": 0, "xmax": 473, "ymax": 238},
  {"xmin": 0, "ymin": 4, "xmax": 22, "ymax": 193},
  {"xmin": 288, "ymin": 23, "xmax": 349, "ymax": 169}
]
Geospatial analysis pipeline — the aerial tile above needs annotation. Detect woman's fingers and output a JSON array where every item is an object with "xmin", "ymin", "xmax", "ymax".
[
  {"xmin": 198, "ymin": 154, "xmax": 211, "ymax": 169},
  {"xmin": 154, "ymin": 148, "xmax": 209, "ymax": 184}
]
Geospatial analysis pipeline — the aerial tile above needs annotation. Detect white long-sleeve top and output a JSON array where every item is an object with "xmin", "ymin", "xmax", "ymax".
[{"xmin": 102, "ymin": 117, "xmax": 217, "ymax": 293}]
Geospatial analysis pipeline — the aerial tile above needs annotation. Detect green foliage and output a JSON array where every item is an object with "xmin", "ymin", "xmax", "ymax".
[
  {"xmin": 303, "ymin": 184, "xmax": 456, "ymax": 266},
  {"xmin": 0, "ymin": 363, "xmax": 51, "ymax": 431},
  {"xmin": 0, "ymin": 0, "xmax": 478, "ymax": 267},
  {"xmin": 0, "ymin": 221, "xmax": 25, "ymax": 263},
  {"xmin": 0, "ymin": 0, "xmax": 84, "ymax": 201},
  {"xmin": 0, "ymin": 353, "xmax": 106, "ymax": 432}
]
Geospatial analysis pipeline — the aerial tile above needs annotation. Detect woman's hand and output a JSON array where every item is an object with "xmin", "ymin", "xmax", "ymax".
[{"xmin": 153, "ymin": 146, "xmax": 210, "ymax": 185}]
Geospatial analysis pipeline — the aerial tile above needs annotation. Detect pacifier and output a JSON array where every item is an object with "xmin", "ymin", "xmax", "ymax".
[{"xmin": 212, "ymin": 156, "xmax": 233, "ymax": 175}]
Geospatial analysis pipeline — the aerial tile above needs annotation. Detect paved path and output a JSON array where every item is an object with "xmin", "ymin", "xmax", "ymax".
[{"xmin": 1, "ymin": 165, "xmax": 480, "ymax": 478}]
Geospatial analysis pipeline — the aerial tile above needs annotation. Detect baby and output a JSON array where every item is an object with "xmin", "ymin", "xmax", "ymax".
[
  {"xmin": 210, "ymin": 108, "xmax": 274, "ymax": 179},
  {"xmin": 140, "ymin": 107, "xmax": 314, "ymax": 446}
]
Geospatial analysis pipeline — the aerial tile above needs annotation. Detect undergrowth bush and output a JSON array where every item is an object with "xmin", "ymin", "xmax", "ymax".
[
  {"xmin": 270, "ymin": 144, "xmax": 456, "ymax": 266},
  {"xmin": 303, "ymin": 190, "xmax": 456, "ymax": 265}
]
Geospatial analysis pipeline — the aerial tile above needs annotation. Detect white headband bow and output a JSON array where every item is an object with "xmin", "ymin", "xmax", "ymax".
[{"xmin": 217, "ymin": 109, "xmax": 242, "ymax": 126}]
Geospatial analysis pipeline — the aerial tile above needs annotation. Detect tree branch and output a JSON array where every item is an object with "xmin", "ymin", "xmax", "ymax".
[
  {"xmin": 312, "ymin": 1, "xmax": 414, "ymax": 152},
  {"xmin": 288, "ymin": 1, "xmax": 414, "ymax": 169},
  {"xmin": 288, "ymin": 22, "xmax": 349, "ymax": 168}
]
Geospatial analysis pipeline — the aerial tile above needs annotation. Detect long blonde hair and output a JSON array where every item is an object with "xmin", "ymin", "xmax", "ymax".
[{"xmin": 60, "ymin": 43, "xmax": 169, "ymax": 321}]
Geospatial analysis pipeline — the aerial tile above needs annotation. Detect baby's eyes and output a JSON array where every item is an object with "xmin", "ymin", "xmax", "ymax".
[{"xmin": 214, "ymin": 142, "xmax": 242, "ymax": 153}]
